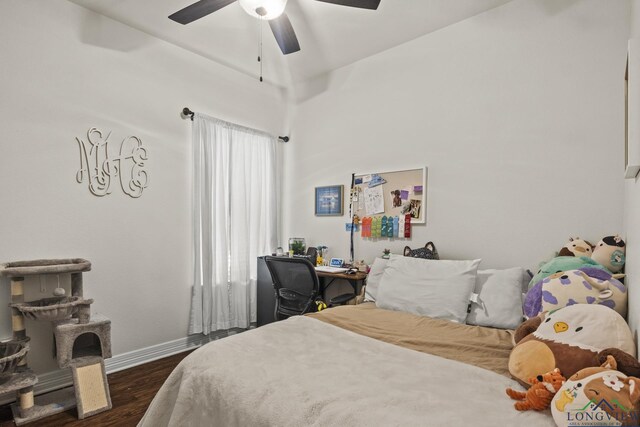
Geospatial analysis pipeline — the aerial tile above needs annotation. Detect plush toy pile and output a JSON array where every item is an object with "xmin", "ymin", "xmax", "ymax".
[
  {"xmin": 524, "ymin": 236, "xmax": 628, "ymax": 319},
  {"xmin": 504, "ymin": 234, "xmax": 640, "ymax": 424}
]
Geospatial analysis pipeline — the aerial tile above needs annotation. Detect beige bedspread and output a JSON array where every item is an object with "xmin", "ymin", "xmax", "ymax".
[
  {"xmin": 139, "ymin": 315, "xmax": 554, "ymax": 427},
  {"xmin": 308, "ymin": 303, "xmax": 515, "ymax": 377}
]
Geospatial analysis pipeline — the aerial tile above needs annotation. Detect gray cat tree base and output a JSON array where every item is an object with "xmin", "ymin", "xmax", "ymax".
[
  {"xmin": 0, "ymin": 259, "xmax": 112, "ymax": 425},
  {"xmin": 10, "ymin": 388, "xmax": 76, "ymax": 426}
]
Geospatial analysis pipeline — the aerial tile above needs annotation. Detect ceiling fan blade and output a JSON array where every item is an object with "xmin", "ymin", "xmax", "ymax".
[
  {"xmin": 169, "ymin": 0, "xmax": 237, "ymax": 25},
  {"xmin": 315, "ymin": 0, "xmax": 380, "ymax": 10},
  {"xmin": 269, "ymin": 13, "xmax": 300, "ymax": 55}
]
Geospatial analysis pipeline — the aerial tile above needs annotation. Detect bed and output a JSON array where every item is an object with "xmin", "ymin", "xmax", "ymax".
[{"xmin": 139, "ymin": 303, "xmax": 556, "ymax": 426}]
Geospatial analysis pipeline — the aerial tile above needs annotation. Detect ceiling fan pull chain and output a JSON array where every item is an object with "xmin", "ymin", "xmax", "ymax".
[{"xmin": 258, "ymin": 17, "xmax": 263, "ymax": 82}]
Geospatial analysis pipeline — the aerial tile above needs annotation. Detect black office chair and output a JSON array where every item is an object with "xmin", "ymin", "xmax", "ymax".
[
  {"xmin": 264, "ymin": 256, "xmax": 355, "ymax": 321},
  {"xmin": 264, "ymin": 256, "xmax": 321, "ymax": 321}
]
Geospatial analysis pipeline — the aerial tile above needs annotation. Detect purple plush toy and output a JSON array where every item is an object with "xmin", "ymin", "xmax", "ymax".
[{"xmin": 524, "ymin": 267, "xmax": 627, "ymax": 319}]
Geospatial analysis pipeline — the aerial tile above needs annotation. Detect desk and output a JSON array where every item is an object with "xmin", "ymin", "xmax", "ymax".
[
  {"xmin": 316, "ymin": 270, "xmax": 367, "ymax": 296},
  {"xmin": 256, "ymin": 256, "xmax": 368, "ymax": 327}
]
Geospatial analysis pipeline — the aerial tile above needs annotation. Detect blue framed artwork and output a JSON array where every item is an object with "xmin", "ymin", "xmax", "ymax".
[{"xmin": 315, "ymin": 185, "xmax": 344, "ymax": 216}]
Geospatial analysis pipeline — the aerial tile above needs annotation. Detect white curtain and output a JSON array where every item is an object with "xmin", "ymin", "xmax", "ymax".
[{"xmin": 189, "ymin": 113, "xmax": 281, "ymax": 335}]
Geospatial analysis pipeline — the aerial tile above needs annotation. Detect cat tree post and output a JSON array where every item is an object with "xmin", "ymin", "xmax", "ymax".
[
  {"xmin": 71, "ymin": 273, "xmax": 83, "ymax": 321},
  {"xmin": 11, "ymin": 277, "xmax": 33, "ymax": 417},
  {"xmin": 71, "ymin": 272, "xmax": 83, "ymax": 297},
  {"xmin": 11, "ymin": 277, "xmax": 25, "ymax": 340},
  {"xmin": 11, "ymin": 277, "xmax": 27, "ymax": 368},
  {"xmin": 16, "ymin": 386, "xmax": 34, "ymax": 418}
]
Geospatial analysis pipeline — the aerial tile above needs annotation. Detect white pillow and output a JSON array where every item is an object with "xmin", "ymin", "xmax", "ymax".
[
  {"xmin": 375, "ymin": 255, "xmax": 480, "ymax": 323},
  {"xmin": 466, "ymin": 267, "xmax": 524, "ymax": 329},
  {"xmin": 521, "ymin": 269, "xmax": 533, "ymax": 293},
  {"xmin": 364, "ymin": 257, "xmax": 388, "ymax": 302}
]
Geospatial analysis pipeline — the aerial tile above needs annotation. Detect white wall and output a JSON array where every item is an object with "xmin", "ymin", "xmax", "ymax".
[
  {"xmin": 625, "ymin": 0, "xmax": 640, "ymax": 350},
  {"xmin": 0, "ymin": 0, "xmax": 287, "ymax": 374},
  {"xmin": 632, "ymin": 0, "xmax": 640, "ymax": 39},
  {"xmin": 625, "ymin": 181, "xmax": 640, "ymax": 349},
  {"xmin": 285, "ymin": 0, "xmax": 629, "ymax": 271}
]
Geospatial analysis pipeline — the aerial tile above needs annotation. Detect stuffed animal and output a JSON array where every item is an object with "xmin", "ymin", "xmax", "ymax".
[
  {"xmin": 558, "ymin": 237, "xmax": 594, "ymax": 257},
  {"xmin": 523, "ymin": 267, "xmax": 627, "ymax": 319},
  {"xmin": 403, "ymin": 242, "xmax": 439, "ymax": 260},
  {"xmin": 506, "ymin": 368, "xmax": 566, "ymax": 411},
  {"xmin": 592, "ymin": 235, "xmax": 626, "ymax": 273},
  {"xmin": 528, "ymin": 256, "xmax": 607, "ymax": 290},
  {"xmin": 552, "ymin": 356, "xmax": 640, "ymax": 427},
  {"xmin": 508, "ymin": 304, "xmax": 640, "ymax": 387}
]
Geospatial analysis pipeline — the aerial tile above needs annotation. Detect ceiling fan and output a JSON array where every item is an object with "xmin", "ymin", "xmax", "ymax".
[{"xmin": 168, "ymin": 0, "xmax": 381, "ymax": 55}]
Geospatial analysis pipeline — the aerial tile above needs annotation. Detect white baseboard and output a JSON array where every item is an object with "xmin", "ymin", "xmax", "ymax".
[{"xmin": 0, "ymin": 331, "xmax": 235, "ymax": 406}]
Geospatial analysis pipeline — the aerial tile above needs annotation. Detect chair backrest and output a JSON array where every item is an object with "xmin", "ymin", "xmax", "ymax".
[
  {"xmin": 264, "ymin": 256, "xmax": 320, "ymax": 318},
  {"xmin": 306, "ymin": 247, "xmax": 318, "ymax": 266}
]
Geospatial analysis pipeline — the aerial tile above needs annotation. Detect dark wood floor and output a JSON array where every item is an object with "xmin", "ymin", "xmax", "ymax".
[{"xmin": 0, "ymin": 351, "xmax": 192, "ymax": 427}]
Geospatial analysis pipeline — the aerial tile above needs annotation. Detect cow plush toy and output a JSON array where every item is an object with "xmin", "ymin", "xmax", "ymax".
[
  {"xmin": 558, "ymin": 237, "xmax": 594, "ymax": 258},
  {"xmin": 592, "ymin": 235, "xmax": 626, "ymax": 273},
  {"xmin": 523, "ymin": 267, "xmax": 627, "ymax": 319}
]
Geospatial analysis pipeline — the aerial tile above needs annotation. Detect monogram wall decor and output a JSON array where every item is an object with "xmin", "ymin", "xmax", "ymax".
[{"xmin": 75, "ymin": 127, "xmax": 148, "ymax": 198}]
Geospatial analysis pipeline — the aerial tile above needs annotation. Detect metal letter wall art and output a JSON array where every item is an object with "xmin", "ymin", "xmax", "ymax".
[{"xmin": 76, "ymin": 127, "xmax": 148, "ymax": 198}]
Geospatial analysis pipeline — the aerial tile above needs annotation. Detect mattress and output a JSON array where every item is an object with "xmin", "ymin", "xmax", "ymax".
[{"xmin": 139, "ymin": 307, "xmax": 555, "ymax": 427}]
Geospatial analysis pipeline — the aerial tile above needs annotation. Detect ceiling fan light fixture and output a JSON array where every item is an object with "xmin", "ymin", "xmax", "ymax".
[{"xmin": 238, "ymin": 0, "xmax": 288, "ymax": 20}]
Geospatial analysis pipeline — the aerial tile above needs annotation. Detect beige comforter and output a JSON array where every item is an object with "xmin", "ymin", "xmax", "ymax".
[
  {"xmin": 308, "ymin": 303, "xmax": 515, "ymax": 376},
  {"xmin": 139, "ymin": 312, "xmax": 554, "ymax": 426}
]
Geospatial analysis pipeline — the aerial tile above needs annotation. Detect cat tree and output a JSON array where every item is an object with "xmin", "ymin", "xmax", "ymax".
[{"xmin": 0, "ymin": 259, "xmax": 112, "ymax": 425}]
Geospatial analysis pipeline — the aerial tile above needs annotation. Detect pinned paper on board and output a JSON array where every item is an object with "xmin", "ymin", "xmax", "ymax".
[
  {"xmin": 368, "ymin": 174, "xmax": 386, "ymax": 188},
  {"xmin": 345, "ymin": 223, "xmax": 360, "ymax": 232},
  {"xmin": 364, "ymin": 185, "xmax": 384, "ymax": 215},
  {"xmin": 409, "ymin": 199, "xmax": 422, "ymax": 219},
  {"xmin": 352, "ymin": 167, "xmax": 427, "ymax": 224},
  {"xmin": 390, "ymin": 190, "xmax": 402, "ymax": 208}
]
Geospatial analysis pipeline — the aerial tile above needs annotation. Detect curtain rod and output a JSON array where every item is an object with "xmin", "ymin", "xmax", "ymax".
[{"xmin": 181, "ymin": 107, "xmax": 289, "ymax": 142}]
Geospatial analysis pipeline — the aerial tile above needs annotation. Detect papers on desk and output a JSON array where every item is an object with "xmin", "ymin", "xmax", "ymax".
[{"xmin": 315, "ymin": 266, "xmax": 349, "ymax": 273}]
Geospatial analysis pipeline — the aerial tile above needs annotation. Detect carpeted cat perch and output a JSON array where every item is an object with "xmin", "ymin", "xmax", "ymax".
[{"xmin": 0, "ymin": 259, "xmax": 112, "ymax": 425}]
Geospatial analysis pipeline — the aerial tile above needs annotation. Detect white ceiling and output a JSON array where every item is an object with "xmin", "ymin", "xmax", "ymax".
[{"xmin": 69, "ymin": 0, "xmax": 512, "ymax": 88}]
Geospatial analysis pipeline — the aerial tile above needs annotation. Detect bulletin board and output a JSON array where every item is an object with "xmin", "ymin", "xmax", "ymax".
[{"xmin": 352, "ymin": 167, "xmax": 427, "ymax": 224}]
